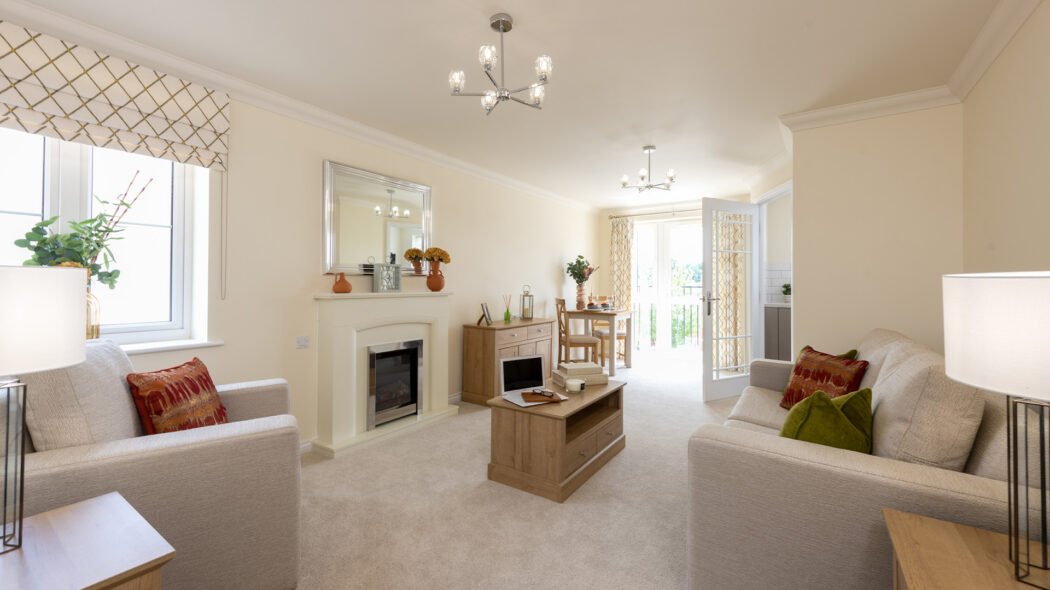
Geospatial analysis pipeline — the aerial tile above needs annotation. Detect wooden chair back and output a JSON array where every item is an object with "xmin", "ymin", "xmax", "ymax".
[{"xmin": 554, "ymin": 298, "xmax": 569, "ymax": 341}]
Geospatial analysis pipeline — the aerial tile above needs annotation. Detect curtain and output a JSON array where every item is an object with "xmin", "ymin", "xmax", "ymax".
[
  {"xmin": 0, "ymin": 21, "xmax": 230, "ymax": 170},
  {"xmin": 610, "ymin": 217, "xmax": 634, "ymax": 332}
]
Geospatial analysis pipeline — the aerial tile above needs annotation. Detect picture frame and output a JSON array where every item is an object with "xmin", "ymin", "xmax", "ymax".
[
  {"xmin": 477, "ymin": 303, "xmax": 493, "ymax": 326},
  {"xmin": 373, "ymin": 263, "xmax": 402, "ymax": 293}
]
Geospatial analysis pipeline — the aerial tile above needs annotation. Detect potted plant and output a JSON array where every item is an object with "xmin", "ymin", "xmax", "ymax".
[
  {"xmin": 404, "ymin": 247, "xmax": 425, "ymax": 274},
  {"xmin": 423, "ymin": 247, "xmax": 451, "ymax": 292},
  {"xmin": 782, "ymin": 283, "xmax": 792, "ymax": 304},
  {"xmin": 14, "ymin": 173, "xmax": 151, "ymax": 338},
  {"xmin": 566, "ymin": 255, "xmax": 599, "ymax": 310}
]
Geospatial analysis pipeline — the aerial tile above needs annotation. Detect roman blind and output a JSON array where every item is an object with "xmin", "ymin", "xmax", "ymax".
[{"xmin": 0, "ymin": 21, "xmax": 229, "ymax": 170}]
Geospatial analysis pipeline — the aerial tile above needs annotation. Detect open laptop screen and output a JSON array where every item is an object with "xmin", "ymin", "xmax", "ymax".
[{"xmin": 501, "ymin": 355, "xmax": 545, "ymax": 393}]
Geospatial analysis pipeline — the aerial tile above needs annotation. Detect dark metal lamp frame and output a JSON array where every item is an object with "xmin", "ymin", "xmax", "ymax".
[
  {"xmin": 1009, "ymin": 396, "xmax": 1050, "ymax": 588},
  {"xmin": 1, "ymin": 380, "xmax": 26, "ymax": 555}
]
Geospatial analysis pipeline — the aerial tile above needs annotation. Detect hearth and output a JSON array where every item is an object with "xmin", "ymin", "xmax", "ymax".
[{"xmin": 367, "ymin": 340, "xmax": 422, "ymax": 429}]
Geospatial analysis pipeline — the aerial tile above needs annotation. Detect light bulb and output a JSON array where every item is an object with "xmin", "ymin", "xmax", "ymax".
[
  {"xmin": 481, "ymin": 90, "xmax": 498, "ymax": 111},
  {"xmin": 535, "ymin": 55, "xmax": 553, "ymax": 82},
  {"xmin": 639, "ymin": 168, "xmax": 648, "ymax": 181},
  {"xmin": 529, "ymin": 85, "xmax": 545, "ymax": 106},
  {"xmin": 667, "ymin": 169, "xmax": 676, "ymax": 182},
  {"xmin": 402, "ymin": 209, "xmax": 410, "ymax": 217},
  {"xmin": 621, "ymin": 175, "xmax": 629, "ymax": 187},
  {"xmin": 374, "ymin": 206, "xmax": 382, "ymax": 216},
  {"xmin": 478, "ymin": 45, "xmax": 498, "ymax": 71},
  {"xmin": 448, "ymin": 70, "xmax": 465, "ymax": 94}
]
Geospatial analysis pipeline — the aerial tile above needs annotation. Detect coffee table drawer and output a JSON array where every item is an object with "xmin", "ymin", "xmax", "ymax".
[
  {"xmin": 527, "ymin": 323, "xmax": 552, "ymax": 340},
  {"xmin": 563, "ymin": 433, "xmax": 597, "ymax": 478},
  {"xmin": 496, "ymin": 328, "xmax": 527, "ymax": 346},
  {"xmin": 596, "ymin": 414, "xmax": 623, "ymax": 450}
]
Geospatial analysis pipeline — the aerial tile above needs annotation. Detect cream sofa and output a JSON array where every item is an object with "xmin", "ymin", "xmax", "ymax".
[
  {"xmin": 688, "ymin": 329, "xmax": 1010, "ymax": 590},
  {"xmin": 16, "ymin": 341, "xmax": 301, "ymax": 590}
]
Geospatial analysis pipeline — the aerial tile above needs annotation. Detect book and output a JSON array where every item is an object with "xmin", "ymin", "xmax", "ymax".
[
  {"xmin": 557, "ymin": 361, "xmax": 604, "ymax": 376},
  {"xmin": 553, "ymin": 369, "xmax": 609, "ymax": 387}
]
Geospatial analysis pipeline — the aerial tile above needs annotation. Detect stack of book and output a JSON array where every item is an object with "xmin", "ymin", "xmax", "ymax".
[{"xmin": 553, "ymin": 361, "xmax": 608, "ymax": 388}]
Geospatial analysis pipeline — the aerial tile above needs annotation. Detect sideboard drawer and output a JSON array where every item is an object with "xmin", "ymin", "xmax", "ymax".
[
  {"xmin": 596, "ymin": 414, "xmax": 623, "ymax": 451},
  {"xmin": 563, "ymin": 432, "xmax": 597, "ymax": 479},
  {"xmin": 527, "ymin": 323, "xmax": 552, "ymax": 340},
  {"xmin": 495, "ymin": 328, "xmax": 528, "ymax": 346}
]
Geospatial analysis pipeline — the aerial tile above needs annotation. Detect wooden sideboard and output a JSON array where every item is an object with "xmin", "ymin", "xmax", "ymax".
[{"xmin": 462, "ymin": 318, "xmax": 554, "ymax": 405}]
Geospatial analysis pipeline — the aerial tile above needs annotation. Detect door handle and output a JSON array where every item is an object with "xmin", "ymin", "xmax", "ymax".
[{"xmin": 705, "ymin": 291, "xmax": 720, "ymax": 316}]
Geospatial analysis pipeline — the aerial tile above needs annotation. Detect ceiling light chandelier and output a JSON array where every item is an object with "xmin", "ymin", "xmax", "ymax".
[
  {"xmin": 448, "ymin": 13, "xmax": 552, "ymax": 115},
  {"xmin": 621, "ymin": 145, "xmax": 676, "ymax": 192},
  {"xmin": 375, "ymin": 189, "xmax": 410, "ymax": 218}
]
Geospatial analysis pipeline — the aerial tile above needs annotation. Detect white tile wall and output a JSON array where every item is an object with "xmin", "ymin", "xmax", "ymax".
[{"xmin": 765, "ymin": 263, "xmax": 792, "ymax": 304}]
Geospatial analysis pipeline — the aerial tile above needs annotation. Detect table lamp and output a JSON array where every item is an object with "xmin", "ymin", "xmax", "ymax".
[
  {"xmin": 943, "ymin": 271, "xmax": 1050, "ymax": 588},
  {"xmin": 0, "ymin": 266, "xmax": 86, "ymax": 554}
]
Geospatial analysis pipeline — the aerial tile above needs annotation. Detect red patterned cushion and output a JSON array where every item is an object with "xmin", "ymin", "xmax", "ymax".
[
  {"xmin": 126, "ymin": 358, "xmax": 228, "ymax": 435},
  {"xmin": 780, "ymin": 346, "xmax": 869, "ymax": 409}
]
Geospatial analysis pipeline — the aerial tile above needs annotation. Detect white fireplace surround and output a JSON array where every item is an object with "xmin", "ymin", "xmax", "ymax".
[{"xmin": 313, "ymin": 292, "xmax": 458, "ymax": 457}]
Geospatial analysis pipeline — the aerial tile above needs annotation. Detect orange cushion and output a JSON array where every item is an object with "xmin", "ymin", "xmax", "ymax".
[
  {"xmin": 780, "ymin": 346, "xmax": 869, "ymax": 409},
  {"xmin": 126, "ymin": 358, "xmax": 228, "ymax": 435}
]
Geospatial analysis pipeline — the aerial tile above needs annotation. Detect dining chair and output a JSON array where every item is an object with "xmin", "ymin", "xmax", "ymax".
[
  {"xmin": 555, "ymin": 298, "xmax": 599, "ymax": 364},
  {"xmin": 592, "ymin": 320, "xmax": 627, "ymax": 365}
]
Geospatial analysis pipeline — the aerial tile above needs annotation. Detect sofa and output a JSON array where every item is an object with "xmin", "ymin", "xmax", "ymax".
[
  {"xmin": 16, "ymin": 340, "xmax": 301, "ymax": 590},
  {"xmin": 688, "ymin": 329, "xmax": 1011, "ymax": 590}
]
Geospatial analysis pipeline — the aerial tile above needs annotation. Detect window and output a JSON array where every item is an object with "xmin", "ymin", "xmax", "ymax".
[{"xmin": 0, "ymin": 126, "xmax": 206, "ymax": 344}]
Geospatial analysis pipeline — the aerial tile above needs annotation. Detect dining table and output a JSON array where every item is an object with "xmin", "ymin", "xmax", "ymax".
[{"xmin": 565, "ymin": 307, "xmax": 633, "ymax": 377}]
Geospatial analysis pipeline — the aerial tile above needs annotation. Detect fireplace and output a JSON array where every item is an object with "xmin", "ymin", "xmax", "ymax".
[{"xmin": 367, "ymin": 340, "xmax": 422, "ymax": 429}]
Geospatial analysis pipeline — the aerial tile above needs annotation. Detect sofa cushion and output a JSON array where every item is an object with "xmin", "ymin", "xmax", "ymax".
[
  {"xmin": 728, "ymin": 386, "xmax": 789, "ymax": 430},
  {"xmin": 22, "ymin": 340, "xmax": 141, "ymax": 451},
  {"xmin": 872, "ymin": 341, "xmax": 985, "ymax": 472},
  {"xmin": 724, "ymin": 419, "xmax": 780, "ymax": 436},
  {"xmin": 780, "ymin": 346, "xmax": 869, "ymax": 409},
  {"xmin": 857, "ymin": 329, "xmax": 911, "ymax": 390},
  {"xmin": 963, "ymin": 390, "xmax": 1007, "ymax": 481},
  {"xmin": 127, "ymin": 358, "xmax": 229, "ymax": 434},
  {"xmin": 780, "ymin": 389, "xmax": 873, "ymax": 453}
]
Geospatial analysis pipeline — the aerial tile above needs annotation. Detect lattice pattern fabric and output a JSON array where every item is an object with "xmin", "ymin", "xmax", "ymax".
[
  {"xmin": 0, "ymin": 21, "xmax": 229, "ymax": 170},
  {"xmin": 713, "ymin": 211, "xmax": 751, "ymax": 374},
  {"xmin": 610, "ymin": 217, "xmax": 633, "ymax": 331}
]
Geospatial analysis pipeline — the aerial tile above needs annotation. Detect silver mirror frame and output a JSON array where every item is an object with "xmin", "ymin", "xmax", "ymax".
[{"xmin": 322, "ymin": 160, "xmax": 432, "ymax": 275}]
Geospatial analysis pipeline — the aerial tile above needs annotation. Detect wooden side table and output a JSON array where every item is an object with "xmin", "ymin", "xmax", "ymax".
[
  {"xmin": 883, "ymin": 508, "xmax": 1026, "ymax": 589},
  {"xmin": 0, "ymin": 492, "xmax": 175, "ymax": 590}
]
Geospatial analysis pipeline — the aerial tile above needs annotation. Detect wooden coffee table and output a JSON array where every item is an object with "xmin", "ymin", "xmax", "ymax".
[{"xmin": 487, "ymin": 380, "xmax": 625, "ymax": 502}]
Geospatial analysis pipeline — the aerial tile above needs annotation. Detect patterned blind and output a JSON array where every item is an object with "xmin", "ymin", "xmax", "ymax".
[{"xmin": 0, "ymin": 21, "xmax": 230, "ymax": 170}]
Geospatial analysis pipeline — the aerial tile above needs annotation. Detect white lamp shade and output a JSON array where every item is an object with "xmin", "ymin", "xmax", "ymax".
[
  {"xmin": 943, "ymin": 272, "xmax": 1050, "ymax": 399},
  {"xmin": 0, "ymin": 266, "xmax": 86, "ymax": 376}
]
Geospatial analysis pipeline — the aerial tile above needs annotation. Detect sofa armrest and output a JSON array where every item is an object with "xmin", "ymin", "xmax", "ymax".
[
  {"xmin": 25, "ymin": 416, "xmax": 301, "ymax": 590},
  {"xmin": 687, "ymin": 424, "xmax": 1007, "ymax": 590},
  {"xmin": 217, "ymin": 378, "xmax": 290, "ymax": 421},
  {"xmin": 749, "ymin": 358, "xmax": 793, "ymax": 390}
]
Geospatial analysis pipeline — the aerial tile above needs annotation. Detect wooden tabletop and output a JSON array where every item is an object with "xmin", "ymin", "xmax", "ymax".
[
  {"xmin": 464, "ymin": 317, "xmax": 553, "ymax": 329},
  {"xmin": 565, "ymin": 308, "xmax": 631, "ymax": 318},
  {"xmin": 487, "ymin": 379, "xmax": 625, "ymax": 419},
  {"xmin": 0, "ymin": 492, "xmax": 175, "ymax": 590},
  {"xmin": 883, "ymin": 508, "xmax": 1027, "ymax": 589}
]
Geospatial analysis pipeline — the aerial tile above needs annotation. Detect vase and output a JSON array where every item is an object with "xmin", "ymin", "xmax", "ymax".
[
  {"xmin": 412, "ymin": 260, "xmax": 423, "ymax": 275},
  {"xmin": 576, "ymin": 283, "xmax": 586, "ymax": 310},
  {"xmin": 427, "ymin": 261, "xmax": 445, "ymax": 292},
  {"xmin": 332, "ymin": 272, "xmax": 352, "ymax": 294}
]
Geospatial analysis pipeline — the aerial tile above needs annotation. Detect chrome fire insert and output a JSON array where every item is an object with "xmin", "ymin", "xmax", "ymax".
[{"xmin": 367, "ymin": 339, "xmax": 422, "ymax": 430}]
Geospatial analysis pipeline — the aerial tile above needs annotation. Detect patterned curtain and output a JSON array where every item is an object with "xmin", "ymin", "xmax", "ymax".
[
  {"xmin": 610, "ymin": 217, "xmax": 634, "ymax": 331},
  {"xmin": 713, "ymin": 211, "xmax": 751, "ymax": 375},
  {"xmin": 0, "ymin": 21, "xmax": 230, "ymax": 170}
]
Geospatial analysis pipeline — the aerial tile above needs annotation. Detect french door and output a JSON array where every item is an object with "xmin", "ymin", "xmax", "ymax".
[
  {"xmin": 633, "ymin": 219, "xmax": 702, "ymax": 354},
  {"xmin": 702, "ymin": 198, "xmax": 762, "ymax": 401}
]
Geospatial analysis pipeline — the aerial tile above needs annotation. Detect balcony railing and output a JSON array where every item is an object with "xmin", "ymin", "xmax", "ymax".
[{"xmin": 631, "ymin": 299, "xmax": 702, "ymax": 350}]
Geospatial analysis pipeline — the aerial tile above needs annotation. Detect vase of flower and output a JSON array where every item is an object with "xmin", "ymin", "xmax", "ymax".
[
  {"xmin": 566, "ymin": 255, "xmax": 599, "ymax": 311},
  {"xmin": 423, "ymin": 247, "xmax": 451, "ymax": 292},
  {"xmin": 332, "ymin": 272, "xmax": 352, "ymax": 293},
  {"xmin": 575, "ymin": 283, "xmax": 586, "ymax": 311},
  {"xmin": 404, "ymin": 248, "xmax": 425, "ymax": 275}
]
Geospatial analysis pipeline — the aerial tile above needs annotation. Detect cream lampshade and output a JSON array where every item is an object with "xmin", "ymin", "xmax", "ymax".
[
  {"xmin": 0, "ymin": 265, "xmax": 86, "ymax": 554},
  {"xmin": 943, "ymin": 271, "xmax": 1050, "ymax": 588}
]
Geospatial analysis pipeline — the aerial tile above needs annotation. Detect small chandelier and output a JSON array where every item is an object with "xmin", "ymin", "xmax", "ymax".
[
  {"xmin": 621, "ymin": 145, "xmax": 676, "ymax": 192},
  {"xmin": 375, "ymin": 189, "xmax": 410, "ymax": 218},
  {"xmin": 448, "ymin": 13, "xmax": 552, "ymax": 115}
]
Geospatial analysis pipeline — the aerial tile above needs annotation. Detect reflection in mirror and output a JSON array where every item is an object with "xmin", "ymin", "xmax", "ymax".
[{"xmin": 323, "ymin": 161, "xmax": 431, "ymax": 274}]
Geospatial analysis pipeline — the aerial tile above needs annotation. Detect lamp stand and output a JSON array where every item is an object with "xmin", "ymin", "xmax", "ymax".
[
  {"xmin": 1, "ymin": 380, "xmax": 26, "ymax": 554},
  {"xmin": 1009, "ymin": 396, "xmax": 1050, "ymax": 588}
]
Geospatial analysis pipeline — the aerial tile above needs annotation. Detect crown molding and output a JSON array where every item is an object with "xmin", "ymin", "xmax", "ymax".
[
  {"xmin": 779, "ymin": 86, "xmax": 959, "ymax": 132},
  {"xmin": 0, "ymin": 0, "xmax": 592, "ymax": 212},
  {"xmin": 754, "ymin": 180, "xmax": 792, "ymax": 205},
  {"xmin": 948, "ymin": 0, "xmax": 1041, "ymax": 100}
]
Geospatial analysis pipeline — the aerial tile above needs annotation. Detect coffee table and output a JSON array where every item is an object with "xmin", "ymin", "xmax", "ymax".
[{"xmin": 487, "ymin": 380, "xmax": 626, "ymax": 502}]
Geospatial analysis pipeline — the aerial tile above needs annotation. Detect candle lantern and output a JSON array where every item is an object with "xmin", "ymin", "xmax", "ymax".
[{"xmin": 520, "ymin": 285, "xmax": 534, "ymax": 320}]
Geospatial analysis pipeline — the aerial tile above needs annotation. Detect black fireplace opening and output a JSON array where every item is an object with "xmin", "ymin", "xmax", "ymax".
[{"xmin": 368, "ymin": 340, "xmax": 421, "ymax": 429}]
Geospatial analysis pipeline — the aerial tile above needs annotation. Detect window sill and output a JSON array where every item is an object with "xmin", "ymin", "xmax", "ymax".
[{"xmin": 121, "ymin": 339, "xmax": 224, "ymax": 356}]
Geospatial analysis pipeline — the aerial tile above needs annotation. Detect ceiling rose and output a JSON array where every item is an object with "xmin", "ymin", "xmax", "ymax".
[{"xmin": 448, "ymin": 13, "xmax": 552, "ymax": 115}]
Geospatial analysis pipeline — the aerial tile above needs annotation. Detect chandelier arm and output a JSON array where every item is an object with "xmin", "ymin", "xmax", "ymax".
[
  {"xmin": 508, "ymin": 95, "xmax": 540, "ymax": 109},
  {"xmin": 485, "ymin": 101, "xmax": 501, "ymax": 116},
  {"xmin": 508, "ymin": 80, "xmax": 547, "ymax": 95},
  {"xmin": 484, "ymin": 69, "xmax": 500, "ymax": 90},
  {"xmin": 499, "ymin": 26, "xmax": 505, "ymax": 88},
  {"xmin": 451, "ymin": 92, "xmax": 489, "ymax": 97}
]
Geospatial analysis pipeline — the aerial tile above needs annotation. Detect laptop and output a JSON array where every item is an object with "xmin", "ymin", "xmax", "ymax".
[{"xmin": 499, "ymin": 355, "xmax": 567, "ymax": 407}]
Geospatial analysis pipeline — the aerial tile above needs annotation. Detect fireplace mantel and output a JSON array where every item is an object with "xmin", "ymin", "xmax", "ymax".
[{"xmin": 313, "ymin": 292, "xmax": 458, "ymax": 457}]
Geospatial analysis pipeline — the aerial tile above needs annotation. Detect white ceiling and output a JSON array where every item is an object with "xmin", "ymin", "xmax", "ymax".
[{"xmin": 14, "ymin": 0, "xmax": 999, "ymax": 208}]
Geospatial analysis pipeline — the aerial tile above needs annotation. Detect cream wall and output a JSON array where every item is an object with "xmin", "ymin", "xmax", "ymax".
[
  {"xmin": 750, "ymin": 162, "xmax": 792, "ymax": 201},
  {"xmin": 793, "ymin": 104, "xmax": 964, "ymax": 354},
  {"xmin": 963, "ymin": 1, "xmax": 1050, "ymax": 271},
  {"xmin": 128, "ymin": 100, "xmax": 598, "ymax": 443},
  {"xmin": 764, "ymin": 195, "xmax": 792, "ymax": 269}
]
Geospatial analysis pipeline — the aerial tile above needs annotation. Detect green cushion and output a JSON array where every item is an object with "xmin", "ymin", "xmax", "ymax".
[
  {"xmin": 798, "ymin": 345, "xmax": 858, "ymax": 360},
  {"xmin": 779, "ymin": 388, "xmax": 873, "ymax": 453}
]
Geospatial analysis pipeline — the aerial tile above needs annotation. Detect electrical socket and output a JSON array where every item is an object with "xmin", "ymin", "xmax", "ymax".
[{"xmin": 295, "ymin": 336, "xmax": 310, "ymax": 349}]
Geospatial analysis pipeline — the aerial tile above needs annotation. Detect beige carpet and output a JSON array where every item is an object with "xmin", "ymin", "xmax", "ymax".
[{"xmin": 298, "ymin": 355, "xmax": 735, "ymax": 590}]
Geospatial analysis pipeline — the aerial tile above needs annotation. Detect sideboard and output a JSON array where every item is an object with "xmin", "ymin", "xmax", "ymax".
[{"xmin": 462, "ymin": 318, "xmax": 554, "ymax": 405}]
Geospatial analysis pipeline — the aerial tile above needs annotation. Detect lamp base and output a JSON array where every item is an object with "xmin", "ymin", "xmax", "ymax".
[
  {"xmin": 1009, "ymin": 396, "xmax": 1050, "ymax": 588},
  {"xmin": 1, "ymin": 380, "xmax": 26, "ymax": 554}
]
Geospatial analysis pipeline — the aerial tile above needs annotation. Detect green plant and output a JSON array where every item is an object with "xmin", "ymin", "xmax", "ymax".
[
  {"xmin": 14, "ymin": 173, "xmax": 152, "ymax": 289},
  {"xmin": 566, "ymin": 255, "xmax": 598, "ymax": 284},
  {"xmin": 782, "ymin": 283, "xmax": 792, "ymax": 296}
]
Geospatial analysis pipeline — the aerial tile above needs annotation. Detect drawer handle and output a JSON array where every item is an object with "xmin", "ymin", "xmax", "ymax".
[
  {"xmin": 510, "ymin": 332, "xmax": 518, "ymax": 337},
  {"xmin": 605, "ymin": 430, "xmax": 613, "ymax": 435},
  {"xmin": 578, "ymin": 451, "xmax": 587, "ymax": 457}
]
